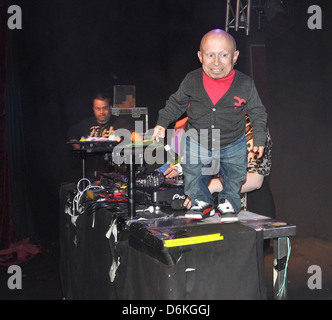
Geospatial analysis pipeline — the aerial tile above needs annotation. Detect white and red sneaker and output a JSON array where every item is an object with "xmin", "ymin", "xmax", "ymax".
[
  {"xmin": 217, "ymin": 199, "xmax": 238, "ymax": 223},
  {"xmin": 185, "ymin": 200, "xmax": 215, "ymax": 220}
]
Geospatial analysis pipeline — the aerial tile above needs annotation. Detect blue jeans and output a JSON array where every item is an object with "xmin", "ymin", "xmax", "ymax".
[{"xmin": 182, "ymin": 134, "xmax": 247, "ymax": 212}]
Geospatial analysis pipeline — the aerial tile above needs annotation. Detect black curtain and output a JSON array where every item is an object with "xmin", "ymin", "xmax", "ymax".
[
  {"xmin": 5, "ymin": 7, "xmax": 36, "ymax": 242},
  {"xmin": 264, "ymin": 0, "xmax": 332, "ymax": 236},
  {"xmin": 0, "ymin": 0, "xmax": 14, "ymax": 249}
]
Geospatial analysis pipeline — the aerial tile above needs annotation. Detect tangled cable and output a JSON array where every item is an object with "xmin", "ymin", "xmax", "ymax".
[{"xmin": 67, "ymin": 178, "xmax": 128, "ymax": 217}]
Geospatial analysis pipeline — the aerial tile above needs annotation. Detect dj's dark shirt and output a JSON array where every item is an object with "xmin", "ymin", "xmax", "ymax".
[
  {"xmin": 67, "ymin": 116, "xmax": 135, "ymax": 141},
  {"xmin": 67, "ymin": 117, "xmax": 116, "ymax": 140}
]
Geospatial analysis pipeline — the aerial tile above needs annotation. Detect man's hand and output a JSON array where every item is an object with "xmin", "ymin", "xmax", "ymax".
[
  {"xmin": 252, "ymin": 146, "xmax": 265, "ymax": 159},
  {"xmin": 164, "ymin": 164, "xmax": 181, "ymax": 178},
  {"xmin": 152, "ymin": 125, "xmax": 165, "ymax": 142}
]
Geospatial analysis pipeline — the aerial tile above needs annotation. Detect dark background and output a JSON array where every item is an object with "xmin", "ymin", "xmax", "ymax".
[{"xmin": 2, "ymin": 0, "xmax": 331, "ymax": 245}]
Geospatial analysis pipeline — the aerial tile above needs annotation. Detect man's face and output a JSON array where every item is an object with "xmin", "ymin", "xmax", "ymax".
[
  {"xmin": 197, "ymin": 33, "xmax": 239, "ymax": 79},
  {"xmin": 93, "ymin": 99, "xmax": 111, "ymax": 124}
]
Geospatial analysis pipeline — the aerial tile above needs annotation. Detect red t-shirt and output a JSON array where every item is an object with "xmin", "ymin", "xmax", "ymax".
[{"xmin": 203, "ymin": 70, "xmax": 235, "ymax": 105}]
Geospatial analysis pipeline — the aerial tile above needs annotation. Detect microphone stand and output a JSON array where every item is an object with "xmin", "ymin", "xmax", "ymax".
[{"xmin": 128, "ymin": 151, "xmax": 136, "ymax": 219}]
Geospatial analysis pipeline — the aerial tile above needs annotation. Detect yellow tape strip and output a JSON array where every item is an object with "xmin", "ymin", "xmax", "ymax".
[{"xmin": 164, "ymin": 233, "xmax": 224, "ymax": 248}]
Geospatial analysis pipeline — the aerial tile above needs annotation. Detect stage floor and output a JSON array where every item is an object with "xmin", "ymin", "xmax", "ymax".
[{"xmin": 1, "ymin": 236, "xmax": 332, "ymax": 300}]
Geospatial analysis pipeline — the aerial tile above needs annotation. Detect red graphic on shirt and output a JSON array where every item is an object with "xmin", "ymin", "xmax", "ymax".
[{"xmin": 234, "ymin": 96, "xmax": 246, "ymax": 109}]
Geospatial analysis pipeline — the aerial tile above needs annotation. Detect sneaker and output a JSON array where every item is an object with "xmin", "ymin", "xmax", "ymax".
[
  {"xmin": 217, "ymin": 199, "xmax": 238, "ymax": 223},
  {"xmin": 185, "ymin": 200, "xmax": 215, "ymax": 220}
]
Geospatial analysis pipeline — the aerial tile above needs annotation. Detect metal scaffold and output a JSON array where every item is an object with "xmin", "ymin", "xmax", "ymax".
[
  {"xmin": 225, "ymin": 0, "xmax": 252, "ymax": 35},
  {"xmin": 226, "ymin": 0, "xmax": 290, "ymax": 36}
]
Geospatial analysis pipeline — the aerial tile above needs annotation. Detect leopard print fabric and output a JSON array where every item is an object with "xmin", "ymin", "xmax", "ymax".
[
  {"xmin": 245, "ymin": 115, "xmax": 272, "ymax": 176},
  {"xmin": 241, "ymin": 114, "xmax": 272, "ymax": 210}
]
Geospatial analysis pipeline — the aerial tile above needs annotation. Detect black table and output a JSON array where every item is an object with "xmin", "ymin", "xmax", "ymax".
[{"xmin": 59, "ymin": 184, "xmax": 296, "ymax": 300}]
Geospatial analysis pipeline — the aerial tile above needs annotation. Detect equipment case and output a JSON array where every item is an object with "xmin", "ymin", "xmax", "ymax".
[{"xmin": 112, "ymin": 107, "xmax": 148, "ymax": 135}]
